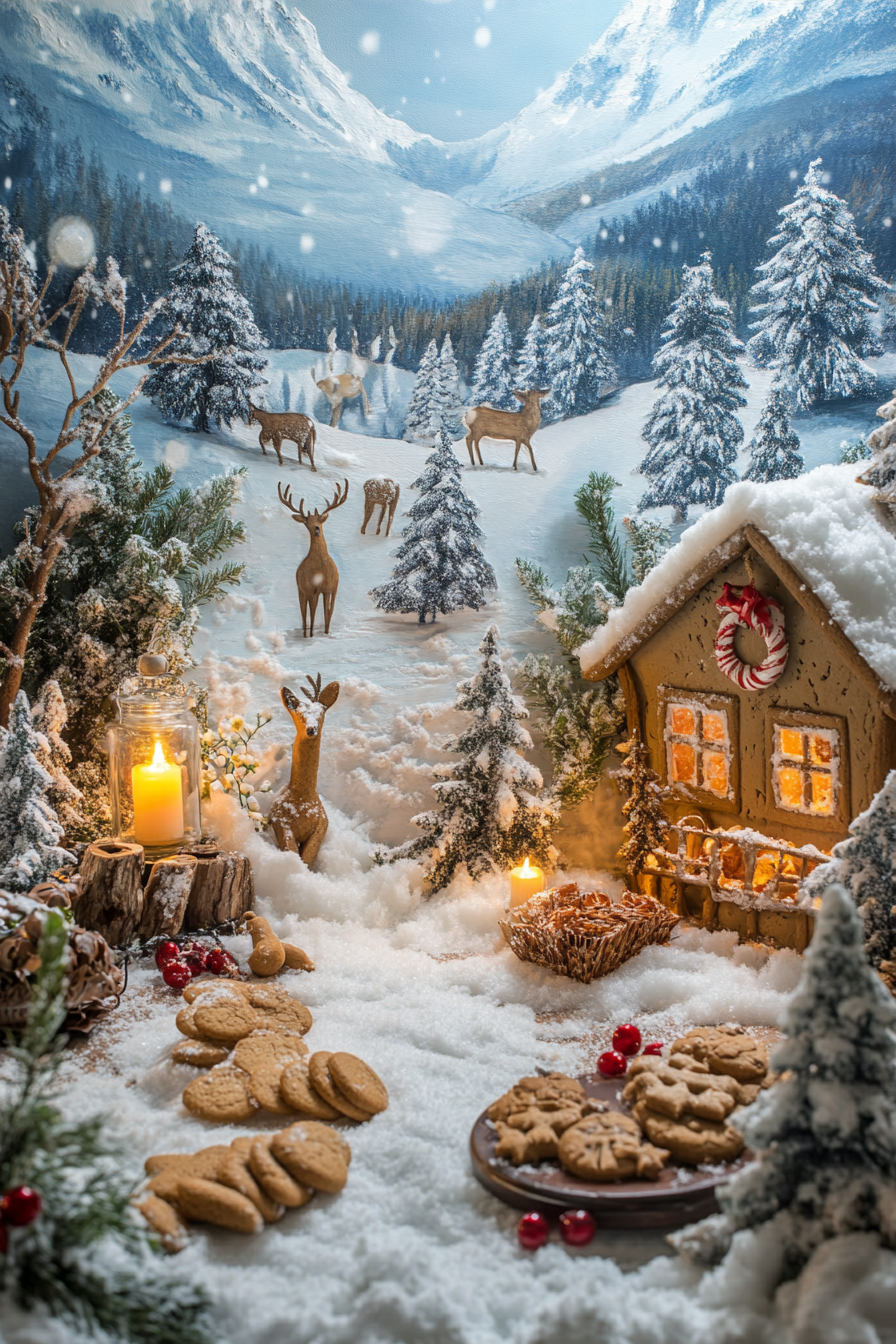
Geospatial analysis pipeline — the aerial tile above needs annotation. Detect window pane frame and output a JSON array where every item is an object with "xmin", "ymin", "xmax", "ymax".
[
  {"xmin": 766, "ymin": 709, "xmax": 849, "ymax": 831},
  {"xmin": 658, "ymin": 686, "xmax": 740, "ymax": 812}
]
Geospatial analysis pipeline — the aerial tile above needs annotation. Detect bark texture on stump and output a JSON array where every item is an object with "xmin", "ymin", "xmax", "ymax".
[
  {"xmin": 137, "ymin": 853, "xmax": 198, "ymax": 940},
  {"xmin": 181, "ymin": 844, "xmax": 254, "ymax": 930},
  {"xmin": 76, "ymin": 840, "xmax": 145, "ymax": 945}
]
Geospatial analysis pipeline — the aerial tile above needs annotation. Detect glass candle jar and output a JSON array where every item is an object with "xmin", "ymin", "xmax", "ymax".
[{"xmin": 107, "ymin": 653, "xmax": 201, "ymax": 860}]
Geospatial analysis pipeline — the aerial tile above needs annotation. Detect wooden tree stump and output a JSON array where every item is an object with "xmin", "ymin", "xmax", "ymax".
[
  {"xmin": 181, "ymin": 844, "xmax": 254, "ymax": 931},
  {"xmin": 76, "ymin": 840, "xmax": 145, "ymax": 946},
  {"xmin": 137, "ymin": 854, "xmax": 198, "ymax": 941}
]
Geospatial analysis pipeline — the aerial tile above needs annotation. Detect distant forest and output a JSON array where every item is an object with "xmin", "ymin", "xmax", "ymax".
[{"xmin": 2, "ymin": 99, "xmax": 894, "ymax": 384}]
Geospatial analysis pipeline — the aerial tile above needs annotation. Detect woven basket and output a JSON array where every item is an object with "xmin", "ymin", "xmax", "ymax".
[{"xmin": 500, "ymin": 883, "xmax": 679, "ymax": 984}]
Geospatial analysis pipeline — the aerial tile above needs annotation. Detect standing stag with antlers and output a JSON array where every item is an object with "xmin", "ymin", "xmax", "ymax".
[{"xmin": 277, "ymin": 478, "xmax": 349, "ymax": 637}]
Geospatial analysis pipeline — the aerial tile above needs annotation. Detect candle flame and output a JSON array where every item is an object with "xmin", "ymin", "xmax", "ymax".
[
  {"xmin": 520, "ymin": 856, "xmax": 532, "ymax": 876},
  {"xmin": 149, "ymin": 737, "xmax": 170, "ymax": 771}
]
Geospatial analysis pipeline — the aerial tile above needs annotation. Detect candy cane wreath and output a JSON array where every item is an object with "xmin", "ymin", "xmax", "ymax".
[{"xmin": 713, "ymin": 582, "xmax": 788, "ymax": 691}]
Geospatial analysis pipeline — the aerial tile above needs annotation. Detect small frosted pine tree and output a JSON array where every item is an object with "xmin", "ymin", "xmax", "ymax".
[
  {"xmin": 516, "ymin": 314, "xmax": 551, "ymax": 394},
  {"xmin": 616, "ymin": 730, "xmax": 670, "ymax": 878},
  {"xmin": 280, "ymin": 370, "xmax": 291, "ymax": 411},
  {"xmin": 437, "ymin": 334, "xmax": 465, "ymax": 438},
  {"xmin": 369, "ymin": 431, "xmax": 497, "ymax": 624},
  {"xmin": 411, "ymin": 625, "xmax": 558, "ymax": 890},
  {"xmin": 403, "ymin": 338, "xmax": 441, "ymax": 444},
  {"xmin": 32, "ymin": 680, "xmax": 84, "ymax": 839},
  {"xmin": 144, "ymin": 223, "xmax": 268, "ymax": 433},
  {"xmin": 747, "ymin": 160, "xmax": 888, "ymax": 408},
  {"xmin": 469, "ymin": 310, "xmax": 517, "ymax": 411},
  {"xmin": 742, "ymin": 387, "xmax": 804, "ymax": 482},
  {"xmin": 676, "ymin": 884, "xmax": 896, "ymax": 1283},
  {"xmin": 0, "ymin": 692, "xmax": 72, "ymax": 891},
  {"xmin": 623, "ymin": 516, "xmax": 672, "ymax": 585},
  {"xmin": 858, "ymin": 388, "xmax": 896, "ymax": 510},
  {"xmin": 545, "ymin": 247, "xmax": 615, "ymax": 420},
  {"xmin": 637, "ymin": 252, "xmax": 747, "ymax": 521}
]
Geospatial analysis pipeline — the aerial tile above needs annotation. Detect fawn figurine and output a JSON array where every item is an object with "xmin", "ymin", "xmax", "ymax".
[{"xmin": 269, "ymin": 676, "xmax": 339, "ymax": 865}]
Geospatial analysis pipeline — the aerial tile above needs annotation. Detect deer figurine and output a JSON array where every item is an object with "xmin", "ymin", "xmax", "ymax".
[
  {"xmin": 315, "ymin": 327, "xmax": 372, "ymax": 428},
  {"xmin": 269, "ymin": 675, "xmax": 339, "ymax": 864},
  {"xmin": 361, "ymin": 478, "xmax": 400, "ymax": 536},
  {"xmin": 278, "ymin": 478, "xmax": 349, "ymax": 637},
  {"xmin": 463, "ymin": 389, "xmax": 550, "ymax": 471},
  {"xmin": 248, "ymin": 403, "xmax": 316, "ymax": 470}
]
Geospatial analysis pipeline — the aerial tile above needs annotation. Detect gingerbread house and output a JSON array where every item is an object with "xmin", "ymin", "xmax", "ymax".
[{"xmin": 578, "ymin": 463, "xmax": 896, "ymax": 950}]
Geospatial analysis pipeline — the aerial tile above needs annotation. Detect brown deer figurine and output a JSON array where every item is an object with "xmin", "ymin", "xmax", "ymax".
[
  {"xmin": 248, "ymin": 403, "xmax": 317, "ymax": 470},
  {"xmin": 463, "ymin": 389, "xmax": 550, "ymax": 471},
  {"xmin": 278, "ymin": 478, "xmax": 349, "ymax": 637},
  {"xmin": 269, "ymin": 676, "xmax": 339, "ymax": 864},
  {"xmin": 361, "ymin": 478, "xmax": 400, "ymax": 536}
]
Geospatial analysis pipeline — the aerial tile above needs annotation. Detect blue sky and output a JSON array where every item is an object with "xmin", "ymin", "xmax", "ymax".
[{"xmin": 299, "ymin": 1, "xmax": 628, "ymax": 140}]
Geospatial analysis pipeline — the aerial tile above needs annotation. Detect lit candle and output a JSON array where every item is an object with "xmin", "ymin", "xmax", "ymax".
[
  {"xmin": 132, "ymin": 738, "xmax": 185, "ymax": 846},
  {"xmin": 509, "ymin": 856, "xmax": 545, "ymax": 908}
]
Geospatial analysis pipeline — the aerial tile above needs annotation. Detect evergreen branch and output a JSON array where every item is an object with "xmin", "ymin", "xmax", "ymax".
[
  {"xmin": 181, "ymin": 561, "xmax": 245, "ymax": 608},
  {"xmin": 574, "ymin": 471, "xmax": 631, "ymax": 602}
]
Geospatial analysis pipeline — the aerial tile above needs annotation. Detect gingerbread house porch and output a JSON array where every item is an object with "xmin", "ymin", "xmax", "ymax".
[{"xmin": 578, "ymin": 464, "xmax": 896, "ymax": 950}]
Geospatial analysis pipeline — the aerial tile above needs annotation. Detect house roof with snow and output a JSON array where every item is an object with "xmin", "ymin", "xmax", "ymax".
[{"xmin": 578, "ymin": 463, "xmax": 896, "ymax": 713}]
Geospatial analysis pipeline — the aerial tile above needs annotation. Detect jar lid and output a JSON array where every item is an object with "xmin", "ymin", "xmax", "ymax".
[{"xmin": 116, "ymin": 651, "xmax": 189, "ymax": 713}]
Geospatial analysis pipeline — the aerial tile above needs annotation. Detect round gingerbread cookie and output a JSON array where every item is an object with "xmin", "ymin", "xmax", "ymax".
[
  {"xmin": 279, "ymin": 1120, "xmax": 352, "ymax": 1166},
  {"xmin": 175, "ymin": 1002, "xmax": 203, "ymax": 1039},
  {"xmin": 183, "ymin": 1065, "xmax": 258, "ymax": 1123},
  {"xmin": 308, "ymin": 1052, "xmax": 372, "ymax": 1123},
  {"xmin": 269, "ymin": 1131, "xmax": 348, "ymax": 1193},
  {"xmin": 136, "ymin": 1191, "xmax": 188, "ymax": 1253},
  {"xmin": 328, "ymin": 1053, "xmax": 388, "ymax": 1116},
  {"xmin": 248, "ymin": 1060, "xmax": 294, "ymax": 1115},
  {"xmin": 632, "ymin": 1100, "xmax": 744, "ymax": 1164},
  {"xmin": 229, "ymin": 1136, "xmax": 256, "ymax": 1158},
  {"xmin": 671, "ymin": 1027, "xmax": 768, "ymax": 1083},
  {"xmin": 172, "ymin": 1040, "xmax": 230, "ymax": 1068},
  {"xmin": 248, "ymin": 1138, "xmax": 315, "ymax": 1209},
  {"xmin": 217, "ymin": 1149, "xmax": 284, "ymax": 1223},
  {"xmin": 193, "ymin": 993, "xmax": 260, "ymax": 1045},
  {"xmin": 144, "ymin": 1144, "xmax": 231, "ymax": 1178},
  {"xmin": 232, "ymin": 1031, "xmax": 307, "ymax": 1074},
  {"xmin": 176, "ymin": 1176, "xmax": 263, "ymax": 1234},
  {"xmin": 558, "ymin": 1112, "xmax": 668, "ymax": 1182},
  {"xmin": 257, "ymin": 998, "xmax": 313, "ymax": 1037},
  {"xmin": 280, "ymin": 1060, "xmax": 342, "ymax": 1120}
]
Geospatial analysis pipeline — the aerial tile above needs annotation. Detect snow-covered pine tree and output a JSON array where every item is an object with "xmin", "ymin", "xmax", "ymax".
[
  {"xmin": 468, "ymin": 309, "xmax": 517, "ymax": 411},
  {"xmin": 637, "ymin": 252, "xmax": 747, "ymax": 521},
  {"xmin": 32, "ymin": 680, "xmax": 84, "ymax": 839},
  {"xmin": 742, "ymin": 387, "xmax": 804, "ymax": 482},
  {"xmin": 280, "ymin": 370, "xmax": 291, "ymax": 411},
  {"xmin": 545, "ymin": 247, "xmax": 615, "ymax": 420},
  {"xmin": 369, "ymin": 431, "xmax": 497, "ymax": 623},
  {"xmin": 676, "ymin": 884, "xmax": 896, "ymax": 1283},
  {"xmin": 623, "ymin": 516, "xmax": 672, "ymax": 585},
  {"xmin": 747, "ymin": 160, "xmax": 888, "ymax": 409},
  {"xmin": 403, "ymin": 338, "xmax": 442, "ymax": 444},
  {"xmin": 616, "ymin": 729, "xmax": 670, "ymax": 878},
  {"xmin": 858, "ymin": 388, "xmax": 896, "ymax": 510},
  {"xmin": 516, "ymin": 314, "xmax": 551, "ymax": 394},
  {"xmin": 411, "ymin": 625, "xmax": 558, "ymax": 890},
  {"xmin": 437, "ymin": 333, "xmax": 464, "ymax": 438},
  {"xmin": 143, "ymin": 222, "xmax": 268, "ymax": 433},
  {"xmin": 0, "ymin": 691, "xmax": 72, "ymax": 891}
]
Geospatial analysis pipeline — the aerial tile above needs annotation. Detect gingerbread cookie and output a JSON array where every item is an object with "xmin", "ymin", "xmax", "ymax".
[
  {"xmin": 270, "ymin": 1130, "xmax": 348, "ymax": 1194},
  {"xmin": 232, "ymin": 1031, "xmax": 307, "ymax": 1073},
  {"xmin": 175, "ymin": 1002, "xmax": 203, "ymax": 1040},
  {"xmin": 671, "ymin": 1026, "xmax": 768, "ymax": 1083},
  {"xmin": 248, "ymin": 1138, "xmax": 315, "ymax": 1209},
  {"xmin": 488, "ymin": 1072, "xmax": 590, "ymax": 1164},
  {"xmin": 328, "ymin": 1053, "xmax": 388, "ymax": 1116},
  {"xmin": 176, "ymin": 1175, "xmax": 263, "ymax": 1234},
  {"xmin": 144, "ymin": 1145, "xmax": 232, "ymax": 1179},
  {"xmin": 181, "ymin": 977, "xmax": 246, "ymax": 1005},
  {"xmin": 183, "ymin": 1065, "xmax": 258, "ymax": 1123},
  {"xmin": 631, "ymin": 1100, "xmax": 744, "ymax": 1165},
  {"xmin": 558, "ymin": 1112, "xmax": 669, "ymax": 1182},
  {"xmin": 193, "ymin": 991, "xmax": 259, "ymax": 1044},
  {"xmin": 172, "ymin": 1040, "xmax": 230, "ymax": 1068},
  {"xmin": 136, "ymin": 1191, "xmax": 188, "ymax": 1253},
  {"xmin": 248, "ymin": 1060, "xmax": 294, "ymax": 1116},
  {"xmin": 622, "ymin": 1058, "xmax": 738, "ymax": 1123},
  {"xmin": 308, "ymin": 1053, "xmax": 373, "ymax": 1122},
  {"xmin": 257, "ymin": 997, "xmax": 313, "ymax": 1037},
  {"xmin": 279, "ymin": 1120, "xmax": 352, "ymax": 1167},
  {"xmin": 230, "ymin": 1136, "xmax": 256, "ymax": 1158},
  {"xmin": 216, "ymin": 1149, "xmax": 285, "ymax": 1224},
  {"xmin": 280, "ymin": 1060, "xmax": 342, "ymax": 1120}
]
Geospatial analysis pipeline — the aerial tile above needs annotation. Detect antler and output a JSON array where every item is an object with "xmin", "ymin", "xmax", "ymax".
[
  {"xmin": 304, "ymin": 673, "xmax": 323, "ymax": 701},
  {"xmin": 318, "ymin": 478, "xmax": 350, "ymax": 519},
  {"xmin": 277, "ymin": 480, "xmax": 308, "ymax": 521}
]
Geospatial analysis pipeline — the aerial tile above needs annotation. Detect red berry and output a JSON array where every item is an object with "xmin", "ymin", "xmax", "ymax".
[
  {"xmin": 612, "ymin": 1024, "xmax": 642, "ymax": 1056},
  {"xmin": 643, "ymin": 1042, "xmax": 664, "ymax": 1056},
  {"xmin": 0, "ymin": 1186, "xmax": 41, "ymax": 1227},
  {"xmin": 183, "ymin": 944, "xmax": 208, "ymax": 977},
  {"xmin": 154, "ymin": 940, "xmax": 180, "ymax": 969},
  {"xmin": 559, "ymin": 1209, "xmax": 596, "ymax": 1247},
  {"xmin": 205, "ymin": 949, "xmax": 227, "ymax": 975},
  {"xmin": 162, "ymin": 961, "xmax": 192, "ymax": 989},
  {"xmin": 597, "ymin": 1050, "xmax": 627, "ymax": 1078},
  {"xmin": 517, "ymin": 1211, "xmax": 549, "ymax": 1251}
]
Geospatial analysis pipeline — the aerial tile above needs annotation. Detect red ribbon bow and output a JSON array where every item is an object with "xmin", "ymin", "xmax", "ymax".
[{"xmin": 715, "ymin": 582, "xmax": 772, "ymax": 633}]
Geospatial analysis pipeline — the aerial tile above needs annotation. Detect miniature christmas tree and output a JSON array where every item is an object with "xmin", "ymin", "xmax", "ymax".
[
  {"xmin": 280, "ymin": 370, "xmax": 291, "ymax": 411},
  {"xmin": 616, "ymin": 730, "xmax": 670, "ymax": 878},
  {"xmin": 516, "ymin": 314, "xmax": 551, "ymax": 394},
  {"xmin": 0, "ymin": 692, "xmax": 72, "ymax": 892},
  {"xmin": 403, "ymin": 338, "xmax": 441, "ymax": 444},
  {"xmin": 741, "ymin": 387, "xmax": 804, "ymax": 482},
  {"xmin": 677, "ymin": 884, "xmax": 896, "ymax": 1283},
  {"xmin": 436, "ymin": 333, "xmax": 465, "ymax": 438},
  {"xmin": 803, "ymin": 770, "xmax": 896, "ymax": 975},
  {"xmin": 747, "ymin": 160, "xmax": 887, "ymax": 408},
  {"xmin": 411, "ymin": 625, "xmax": 558, "ymax": 890},
  {"xmin": 369, "ymin": 431, "xmax": 497, "ymax": 624},
  {"xmin": 545, "ymin": 248, "xmax": 615, "ymax": 419},
  {"xmin": 858, "ymin": 388, "xmax": 896, "ymax": 509},
  {"xmin": 637, "ymin": 252, "xmax": 747, "ymax": 522},
  {"xmin": 468, "ymin": 310, "xmax": 517, "ymax": 411},
  {"xmin": 144, "ymin": 222, "xmax": 268, "ymax": 433},
  {"xmin": 623, "ymin": 516, "xmax": 671, "ymax": 586},
  {"xmin": 31, "ymin": 680, "xmax": 84, "ymax": 840}
]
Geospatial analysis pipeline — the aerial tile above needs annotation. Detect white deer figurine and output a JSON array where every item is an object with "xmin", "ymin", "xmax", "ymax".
[{"xmin": 315, "ymin": 328, "xmax": 373, "ymax": 428}]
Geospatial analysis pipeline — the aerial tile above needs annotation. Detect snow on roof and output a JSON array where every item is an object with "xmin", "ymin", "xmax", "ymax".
[{"xmin": 578, "ymin": 462, "xmax": 896, "ymax": 691}]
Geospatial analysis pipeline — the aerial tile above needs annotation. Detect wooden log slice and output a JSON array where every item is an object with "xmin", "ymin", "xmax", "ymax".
[
  {"xmin": 181, "ymin": 845, "xmax": 254, "ymax": 931},
  {"xmin": 137, "ymin": 853, "xmax": 197, "ymax": 940},
  {"xmin": 75, "ymin": 840, "xmax": 145, "ymax": 946}
]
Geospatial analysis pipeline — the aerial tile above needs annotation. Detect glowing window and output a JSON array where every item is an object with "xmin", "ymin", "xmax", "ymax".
[
  {"xmin": 772, "ymin": 724, "xmax": 839, "ymax": 817},
  {"xmin": 665, "ymin": 700, "xmax": 731, "ymax": 798}
]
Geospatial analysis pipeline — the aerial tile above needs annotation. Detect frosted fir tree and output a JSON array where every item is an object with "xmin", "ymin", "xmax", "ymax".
[
  {"xmin": 747, "ymin": 160, "xmax": 888, "ymax": 408},
  {"xmin": 623, "ymin": 516, "xmax": 671, "ymax": 586},
  {"xmin": 0, "ymin": 692, "xmax": 73, "ymax": 892},
  {"xmin": 32, "ymin": 680, "xmax": 84, "ymax": 839},
  {"xmin": 437, "ymin": 333, "xmax": 465, "ymax": 438},
  {"xmin": 468, "ymin": 309, "xmax": 517, "ymax": 411},
  {"xmin": 858, "ymin": 388, "xmax": 896, "ymax": 510},
  {"xmin": 676, "ymin": 884, "xmax": 896, "ymax": 1283},
  {"xmin": 411, "ymin": 625, "xmax": 558, "ymax": 890},
  {"xmin": 403, "ymin": 338, "xmax": 441, "ymax": 444},
  {"xmin": 742, "ymin": 387, "xmax": 804, "ymax": 482},
  {"xmin": 545, "ymin": 247, "xmax": 615, "ymax": 420},
  {"xmin": 369, "ymin": 431, "xmax": 497, "ymax": 624},
  {"xmin": 516, "ymin": 314, "xmax": 551, "ymax": 393},
  {"xmin": 143, "ymin": 222, "xmax": 268, "ymax": 433},
  {"xmin": 616, "ymin": 730, "xmax": 670, "ymax": 879},
  {"xmin": 280, "ymin": 370, "xmax": 291, "ymax": 411},
  {"xmin": 637, "ymin": 252, "xmax": 747, "ymax": 521}
]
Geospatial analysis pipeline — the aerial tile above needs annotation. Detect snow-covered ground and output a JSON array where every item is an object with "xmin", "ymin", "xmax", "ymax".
[{"xmin": 3, "ymin": 350, "xmax": 896, "ymax": 1344}]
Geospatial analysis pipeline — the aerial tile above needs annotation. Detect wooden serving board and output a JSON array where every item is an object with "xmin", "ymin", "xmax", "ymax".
[{"xmin": 470, "ymin": 1073, "xmax": 748, "ymax": 1229}]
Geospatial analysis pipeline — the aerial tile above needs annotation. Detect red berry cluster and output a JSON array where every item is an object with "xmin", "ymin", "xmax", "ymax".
[
  {"xmin": 517, "ymin": 1207, "xmax": 597, "ymax": 1250},
  {"xmin": 0, "ymin": 1185, "xmax": 42, "ymax": 1253},
  {"xmin": 155, "ymin": 939, "xmax": 237, "ymax": 988},
  {"xmin": 596, "ymin": 1024, "xmax": 664, "ymax": 1079}
]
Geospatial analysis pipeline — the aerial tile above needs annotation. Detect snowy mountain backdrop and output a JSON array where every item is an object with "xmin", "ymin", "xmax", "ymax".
[{"xmin": 1, "ymin": 0, "xmax": 893, "ymax": 302}]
